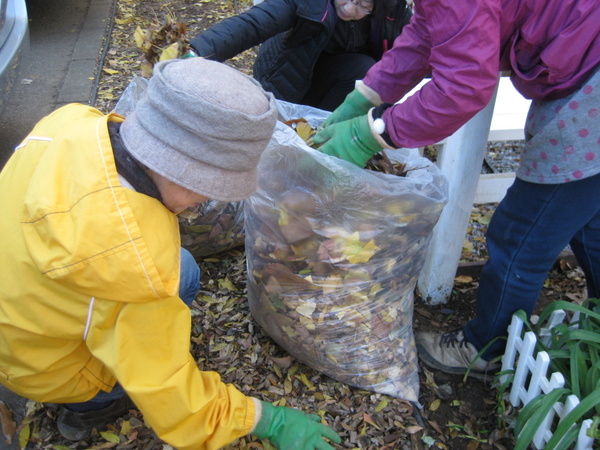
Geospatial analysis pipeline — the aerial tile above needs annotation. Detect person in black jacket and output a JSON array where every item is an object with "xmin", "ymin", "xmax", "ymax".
[{"xmin": 188, "ymin": 0, "xmax": 412, "ymax": 111}]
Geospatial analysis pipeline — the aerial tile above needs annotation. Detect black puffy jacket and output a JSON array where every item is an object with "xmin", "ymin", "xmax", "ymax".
[{"xmin": 189, "ymin": 0, "xmax": 411, "ymax": 103}]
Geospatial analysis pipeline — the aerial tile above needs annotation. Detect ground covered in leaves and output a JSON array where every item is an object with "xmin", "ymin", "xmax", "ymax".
[{"xmin": 2, "ymin": 0, "xmax": 589, "ymax": 448}]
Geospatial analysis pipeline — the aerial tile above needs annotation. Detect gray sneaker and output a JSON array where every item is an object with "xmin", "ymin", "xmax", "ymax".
[{"xmin": 415, "ymin": 330, "xmax": 500, "ymax": 380}]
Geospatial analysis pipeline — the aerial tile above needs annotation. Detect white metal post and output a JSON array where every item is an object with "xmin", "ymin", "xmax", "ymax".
[{"xmin": 417, "ymin": 80, "xmax": 499, "ymax": 304}]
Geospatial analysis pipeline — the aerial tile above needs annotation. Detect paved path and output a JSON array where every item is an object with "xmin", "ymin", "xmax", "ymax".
[
  {"xmin": 0, "ymin": 0, "xmax": 114, "ymax": 169},
  {"xmin": 0, "ymin": 0, "xmax": 113, "ymax": 446}
]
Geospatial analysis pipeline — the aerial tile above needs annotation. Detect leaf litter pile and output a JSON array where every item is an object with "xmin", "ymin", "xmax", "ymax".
[{"xmin": 0, "ymin": 0, "xmax": 590, "ymax": 448}]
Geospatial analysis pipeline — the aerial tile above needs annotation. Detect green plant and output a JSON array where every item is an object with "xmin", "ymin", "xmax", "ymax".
[{"xmin": 502, "ymin": 298, "xmax": 600, "ymax": 449}]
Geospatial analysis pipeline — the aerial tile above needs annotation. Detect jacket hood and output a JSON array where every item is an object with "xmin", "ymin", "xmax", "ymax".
[{"xmin": 18, "ymin": 104, "xmax": 181, "ymax": 303}]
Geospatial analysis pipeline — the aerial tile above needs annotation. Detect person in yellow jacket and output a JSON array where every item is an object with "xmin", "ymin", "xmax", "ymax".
[{"xmin": 0, "ymin": 58, "xmax": 341, "ymax": 449}]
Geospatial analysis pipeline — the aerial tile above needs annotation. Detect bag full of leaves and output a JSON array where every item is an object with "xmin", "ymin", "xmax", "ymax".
[
  {"xmin": 244, "ymin": 102, "xmax": 448, "ymax": 402},
  {"xmin": 113, "ymin": 77, "xmax": 246, "ymax": 259}
]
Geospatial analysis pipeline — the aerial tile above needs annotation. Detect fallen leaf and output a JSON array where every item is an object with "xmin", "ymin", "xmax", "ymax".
[
  {"xmin": 100, "ymin": 430, "xmax": 120, "ymax": 443},
  {"xmin": 455, "ymin": 275, "xmax": 473, "ymax": 284},
  {"xmin": 374, "ymin": 398, "xmax": 388, "ymax": 412},
  {"xmin": 218, "ymin": 277, "xmax": 236, "ymax": 291},
  {"xmin": 159, "ymin": 41, "xmax": 182, "ymax": 61},
  {"xmin": 429, "ymin": 399, "xmax": 441, "ymax": 411},
  {"xmin": 363, "ymin": 413, "xmax": 381, "ymax": 430},
  {"xmin": 18, "ymin": 423, "xmax": 29, "ymax": 449},
  {"xmin": 0, "ymin": 401, "xmax": 15, "ymax": 444},
  {"xmin": 467, "ymin": 440, "xmax": 480, "ymax": 450},
  {"xmin": 339, "ymin": 232, "xmax": 380, "ymax": 264}
]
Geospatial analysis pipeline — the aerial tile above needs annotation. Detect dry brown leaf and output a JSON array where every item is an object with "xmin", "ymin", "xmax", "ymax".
[{"xmin": 0, "ymin": 401, "xmax": 15, "ymax": 444}]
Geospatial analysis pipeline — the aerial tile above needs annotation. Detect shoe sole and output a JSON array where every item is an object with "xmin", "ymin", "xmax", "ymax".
[{"xmin": 416, "ymin": 343, "xmax": 499, "ymax": 382}]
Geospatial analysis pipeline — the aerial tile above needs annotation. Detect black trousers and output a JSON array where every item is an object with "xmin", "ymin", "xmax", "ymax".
[{"xmin": 301, "ymin": 52, "xmax": 377, "ymax": 112}]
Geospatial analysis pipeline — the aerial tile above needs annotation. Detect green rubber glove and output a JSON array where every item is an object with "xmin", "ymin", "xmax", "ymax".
[
  {"xmin": 322, "ymin": 88, "xmax": 375, "ymax": 128},
  {"xmin": 253, "ymin": 401, "xmax": 341, "ymax": 449},
  {"xmin": 313, "ymin": 114, "xmax": 384, "ymax": 167}
]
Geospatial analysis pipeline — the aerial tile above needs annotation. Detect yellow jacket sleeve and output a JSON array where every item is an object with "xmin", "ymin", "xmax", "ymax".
[{"xmin": 86, "ymin": 296, "xmax": 256, "ymax": 450}]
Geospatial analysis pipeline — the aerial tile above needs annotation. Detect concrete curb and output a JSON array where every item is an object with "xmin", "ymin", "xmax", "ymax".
[{"xmin": 58, "ymin": 0, "xmax": 114, "ymax": 106}]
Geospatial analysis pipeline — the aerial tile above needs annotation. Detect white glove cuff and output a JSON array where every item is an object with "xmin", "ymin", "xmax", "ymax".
[
  {"xmin": 249, "ymin": 397, "xmax": 263, "ymax": 434},
  {"xmin": 356, "ymin": 80, "xmax": 383, "ymax": 107},
  {"xmin": 368, "ymin": 108, "xmax": 395, "ymax": 149}
]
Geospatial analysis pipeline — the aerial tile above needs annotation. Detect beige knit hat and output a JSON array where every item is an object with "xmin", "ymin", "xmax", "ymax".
[{"xmin": 120, "ymin": 58, "xmax": 278, "ymax": 201}]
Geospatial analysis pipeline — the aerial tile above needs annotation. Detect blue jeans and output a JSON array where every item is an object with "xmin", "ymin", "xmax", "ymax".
[
  {"xmin": 464, "ymin": 173, "xmax": 600, "ymax": 359},
  {"xmin": 179, "ymin": 247, "xmax": 201, "ymax": 307},
  {"xmin": 66, "ymin": 248, "xmax": 200, "ymax": 408}
]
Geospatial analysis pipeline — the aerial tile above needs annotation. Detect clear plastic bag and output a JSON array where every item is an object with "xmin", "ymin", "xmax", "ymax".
[
  {"xmin": 113, "ymin": 77, "xmax": 245, "ymax": 258},
  {"xmin": 244, "ymin": 103, "xmax": 448, "ymax": 402}
]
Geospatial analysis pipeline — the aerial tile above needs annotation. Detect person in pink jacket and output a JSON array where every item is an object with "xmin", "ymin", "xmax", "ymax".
[{"xmin": 314, "ymin": 0, "xmax": 600, "ymax": 378}]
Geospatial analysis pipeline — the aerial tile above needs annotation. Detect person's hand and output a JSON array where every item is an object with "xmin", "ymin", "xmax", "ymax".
[
  {"xmin": 321, "ymin": 82, "xmax": 382, "ymax": 128},
  {"xmin": 322, "ymin": 89, "xmax": 373, "ymax": 127},
  {"xmin": 253, "ymin": 401, "xmax": 341, "ymax": 449},
  {"xmin": 314, "ymin": 114, "xmax": 385, "ymax": 167}
]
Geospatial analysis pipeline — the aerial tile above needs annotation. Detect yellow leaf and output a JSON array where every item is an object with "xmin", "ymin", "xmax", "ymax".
[
  {"xmin": 462, "ymin": 239, "xmax": 474, "ymax": 253},
  {"xmin": 295, "ymin": 122, "xmax": 314, "ymax": 142},
  {"xmin": 277, "ymin": 208, "xmax": 289, "ymax": 226},
  {"xmin": 454, "ymin": 275, "xmax": 473, "ymax": 284},
  {"xmin": 381, "ymin": 308, "xmax": 397, "ymax": 323},
  {"xmin": 159, "ymin": 42, "xmax": 183, "ymax": 61},
  {"xmin": 317, "ymin": 275, "xmax": 342, "ymax": 295},
  {"xmin": 374, "ymin": 398, "xmax": 388, "ymax": 412},
  {"xmin": 340, "ymin": 232, "xmax": 380, "ymax": 264},
  {"xmin": 296, "ymin": 301, "xmax": 316, "ymax": 318},
  {"xmin": 368, "ymin": 282, "xmax": 382, "ymax": 297},
  {"xmin": 476, "ymin": 212, "xmax": 493, "ymax": 225},
  {"xmin": 102, "ymin": 68, "xmax": 119, "ymax": 75},
  {"xmin": 218, "ymin": 277, "xmax": 236, "ymax": 291},
  {"xmin": 18, "ymin": 423, "xmax": 30, "ymax": 448},
  {"xmin": 99, "ymin": 431, "xmax": 120, "ymax": 443},
  {"xmin": 299, "ymin": 373, "xmax": 315, "ymax": 390},
  {"xmin": 115, "ymin": 16, "xmax": 134, "ymax": 25},
  {"xmin": 429, "ymin": 399, "xmax": 441, "ymax": 411},
  {"xmin": 284, "ymin": 380, "xmax": 293, "ymax": 394},
  {"xmin": 451, "ymin": 399, "xmax": 461, "ymax": 406},
  {"xmin": 133, "ymin": 26, "xmax": 147, "ymax": 49},
  {"xmin": 298, "ymin": 315, "xmax": 316, "ymax": 331},
  {"xmin": 120, "ymin": 420, "xmax": 132, "ymax": 435}
]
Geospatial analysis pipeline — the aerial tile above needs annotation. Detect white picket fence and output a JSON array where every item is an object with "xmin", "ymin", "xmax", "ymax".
[{"xmin": 500, "ymin": 312, "xmax": 595, "ymax": 449}]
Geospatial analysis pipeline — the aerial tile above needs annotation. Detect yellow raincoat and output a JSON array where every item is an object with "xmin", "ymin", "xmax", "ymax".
[{"xmin": 0, "ymin": 104, "xmax": 256, "ymax": 449}]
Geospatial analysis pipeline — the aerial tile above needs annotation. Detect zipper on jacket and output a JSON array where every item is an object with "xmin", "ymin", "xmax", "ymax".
[{"xmin": 347, "ymin": 21, "xmax": 355, "ymax": 52}]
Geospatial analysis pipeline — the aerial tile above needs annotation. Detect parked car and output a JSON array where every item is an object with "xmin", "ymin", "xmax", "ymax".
[{"xmin": 0, "ymin": 0, "xmax": 28, "ymax": 112}]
